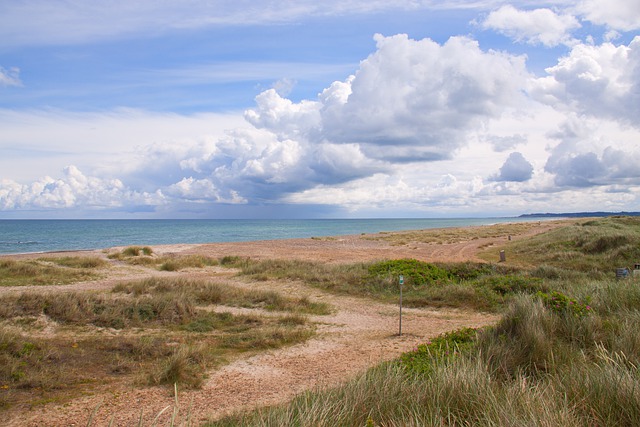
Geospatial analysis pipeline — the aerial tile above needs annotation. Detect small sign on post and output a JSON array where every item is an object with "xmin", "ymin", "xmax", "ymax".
[{"xmin": 399, "ymin": 275, "xmax": 404, "ymax": 336}]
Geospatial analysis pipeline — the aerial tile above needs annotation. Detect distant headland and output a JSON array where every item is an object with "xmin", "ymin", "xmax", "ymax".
[{"xmin": 519, "ymin": 211, "xmax": 640, "ymax": 218}]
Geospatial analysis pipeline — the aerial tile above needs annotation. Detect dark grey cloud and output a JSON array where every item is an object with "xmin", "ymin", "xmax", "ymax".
[
  {"xmin": 495, "ymin": 152, "xmax": 534, "ymax": 182},
  {"xmin": 543, "ymin": 115, "xmax": 640, "ymax": 189},
  {"xmin": 546, "ymin": 151, "xmax": 606, "ymax": 187}
]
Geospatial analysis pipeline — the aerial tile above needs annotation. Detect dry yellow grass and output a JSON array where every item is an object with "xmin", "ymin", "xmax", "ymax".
[{"xmin": 366, "ymin": 222, "xmax": 545, "ymax": 246}]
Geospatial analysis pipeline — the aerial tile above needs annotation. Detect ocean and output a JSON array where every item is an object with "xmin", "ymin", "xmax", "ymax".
[{"xmin": 0, "ymin": 218, "xmax": 541, "ymax": 255}]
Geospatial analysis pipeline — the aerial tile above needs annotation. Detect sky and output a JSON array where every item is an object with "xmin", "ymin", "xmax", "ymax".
[{"xmin": 0, "ymin": 0, "xmax": 639, "ymax": 219}]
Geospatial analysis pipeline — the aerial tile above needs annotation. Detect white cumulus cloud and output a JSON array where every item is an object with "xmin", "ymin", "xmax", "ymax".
[
  {"xmin": 0, "ymin": 166, "xmax": 162, "ymax": 210},
  {"xmin": 576, "ymin": 0, "xmax": 640, "ymax": 31},
  {"xmin": 531, "ymin": 37, "xmax": 640, "ymax": 127},
  {"xmin": 114, "ymin": 33, "xmax": 527, "ymax": 211},
  {"xmin": 165, "ymin": 177, "xmax": 246, "ymax": 204},
  {"xmin": 318, "ymin": 34, "xmax": 529, "ymax": 162},
  {"xmin": 244, "ymin": 89, "xmax": 321, "ymax": 141},
  {"xmin": 482, "ymin": 5, "xmax": 581, "ymax": 47}
]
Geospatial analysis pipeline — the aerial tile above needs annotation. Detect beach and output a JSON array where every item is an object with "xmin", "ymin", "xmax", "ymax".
[{"xmin": 1, "ymin": 220, "xmax": 563, "ymax": 426}]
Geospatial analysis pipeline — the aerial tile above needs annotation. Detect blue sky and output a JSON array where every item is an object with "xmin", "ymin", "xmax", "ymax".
[{"xmin": 1, "ymin": 1, "xmax": 639, "ymax": 219}]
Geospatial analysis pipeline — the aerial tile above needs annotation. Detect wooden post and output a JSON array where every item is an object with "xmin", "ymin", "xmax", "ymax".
[{"xmin": 499, "ymin": 250, "xmax": 506, "ymax": 262}]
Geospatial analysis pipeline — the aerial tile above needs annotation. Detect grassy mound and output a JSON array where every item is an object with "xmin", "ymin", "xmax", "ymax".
[{"xmin": 0, "ymin": 256, "xmax": 108, "ymax": 287}]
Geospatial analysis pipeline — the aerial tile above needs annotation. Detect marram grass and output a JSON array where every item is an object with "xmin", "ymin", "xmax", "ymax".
[{"xmin": 209, "ymin": 289, "xmax": 640, "ymax": 426}]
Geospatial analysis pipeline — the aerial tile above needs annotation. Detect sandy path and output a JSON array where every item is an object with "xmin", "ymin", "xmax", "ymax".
[
  {"xmin": 11, "ymin": 276, "xmax": 496, "ymax": 427},
  {"xmin": 2, "ymin": 222, "xmax": 561, "ymax": 426}
]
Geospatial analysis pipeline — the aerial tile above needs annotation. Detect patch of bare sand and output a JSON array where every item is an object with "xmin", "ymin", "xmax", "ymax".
[
  {"xmin": 2, "ymin": 221, "xmax": 563, "ymax": 426},
  {"xmin": 170, "ymin": 220, "xmax": 560, "ymax": 264}
]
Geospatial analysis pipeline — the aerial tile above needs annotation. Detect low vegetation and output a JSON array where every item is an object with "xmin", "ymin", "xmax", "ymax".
[
  {"xmin": 108, "ymin": 246, "xmax": 220, "ymax": 271},
  {"xmin": 479, "ymin": 216, "xmax": 640, "ymax": 275},
  {"xmin": 209, "ymin": 216, "xmax": 640, "ymax": 426},
  {"xmin": 111, "ymin": 277, "xmax": 330, "ymax": 315},
  {"xmin": 0, "ymin": 277, "xmax": 325, "ymax": 410},
  {"xmin": 0, "ymin": 256, "xmax": 108, "ymax": 287},
  {"xmin": 367, "ymin": 221, "xmax": 544, "ymax": 246},
  {"xmin": 233, "ymin": 256, "xmax": 547, "ymax": 312},
  {"xmin": 4, "ymin": 216, "xmax": 640, "ymax": 424}
]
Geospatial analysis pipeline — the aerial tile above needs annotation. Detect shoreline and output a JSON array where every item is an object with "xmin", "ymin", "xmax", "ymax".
[
  {"xmin": 0, "ymin": 216, "xmax": 565, "ymax": 257},
  {"xmin": 1, "ymin": 219, "xmax": 571, "ymax": 269}
]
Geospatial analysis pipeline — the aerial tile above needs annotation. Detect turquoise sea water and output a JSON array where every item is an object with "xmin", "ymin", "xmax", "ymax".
[{"xmin": 0, "ymin": 218, "xmax": 542, "ymax": 255}]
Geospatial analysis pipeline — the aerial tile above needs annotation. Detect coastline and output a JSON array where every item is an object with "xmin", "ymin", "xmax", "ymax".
[
  {"xmin": 1, "ymin": 219, "xmax": 571, "ymax": 425},
  {"xmin": 1, "ymin": 219, "xmax": 569, "ymax": 265},
  {"xmin": 0, "ymin": 216, "xmax": 560, "ymax": 256}
]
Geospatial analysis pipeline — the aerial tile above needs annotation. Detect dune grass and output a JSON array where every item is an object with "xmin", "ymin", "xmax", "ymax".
[
  {"xmin": 210, "ymin": 282, "xmax": 640, "ymax": 426},
  {"xmin": 233, "ymin": 257, "xmax": 547, "ymax": 312},
  {"xmin": 366, "ymin": 221, "xmax": 545, "ymax": 246},
  {"xmin": 479, "ymin": 216, "xmax": 640, "ymax": 274},
  {"xmin": 0, "ymin": 256, "xmax": 108, "ymax": 287},
  {"xmin": 108, "ymin": 246, "xmax": 221, "ymax": 271},
  {"xmin": 111, "ymin": 277, "xmax": 330, "ymax": 315},
  {"xmin": 208, "ymin": 216, "xmax": 640, "ymax": 426},
  {"xmin": 0, "ymin": 277, "xmax": 325, "ymax": 410}
]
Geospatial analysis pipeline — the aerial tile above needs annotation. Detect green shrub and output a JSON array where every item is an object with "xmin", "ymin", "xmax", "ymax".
[
  {"xmin": 474, "ymin": 275, "xmax": 546, "ymax": 296},
  {"xmin": 401, "ymin": 328, "xmax": 477, "ymax": 375},
  {"xmin": 536, "ymin": 291, "xmax": 592, "ymax": 318},
  {"xmin": 441, "ymin": 262, "xmax": 496, "ymax": 281},
  {"xmin": 367, "ymin": 259, "xmax": 451, "ymax": 287}
]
